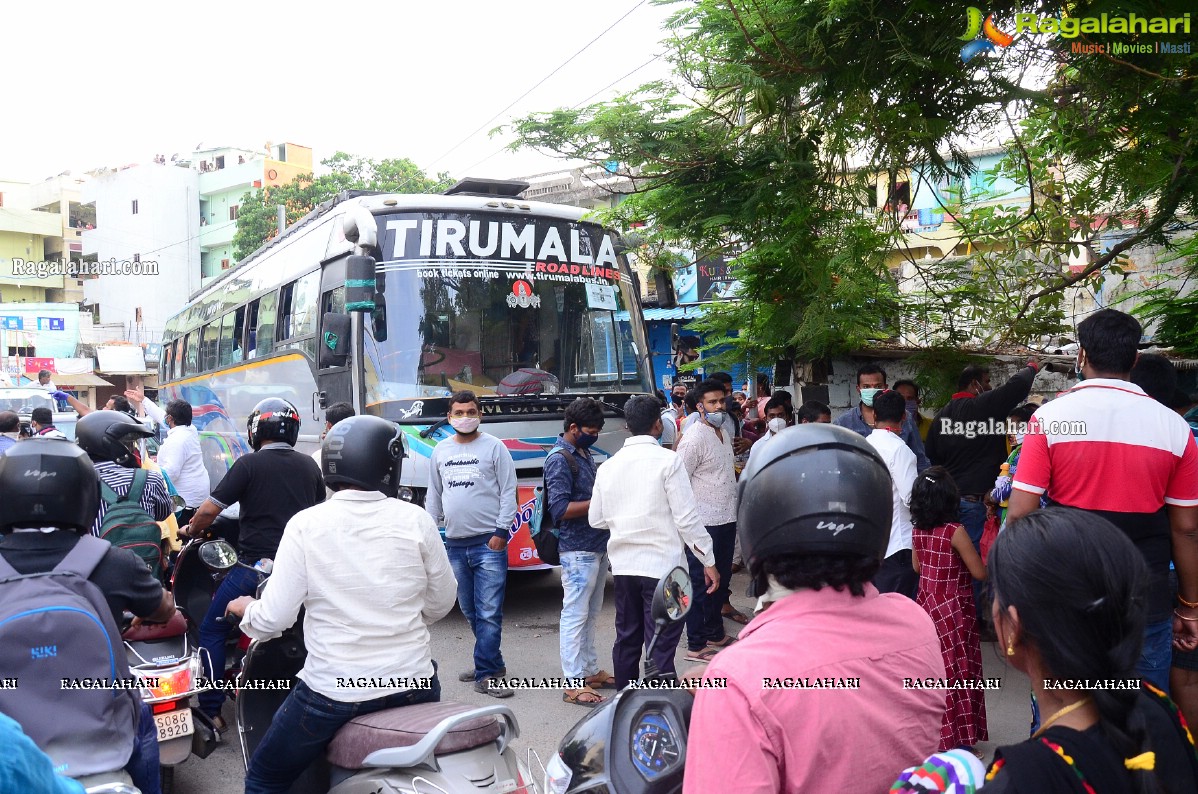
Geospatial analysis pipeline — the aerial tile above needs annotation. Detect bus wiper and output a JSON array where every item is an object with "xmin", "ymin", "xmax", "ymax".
[{"xmin": 419, "ymin": 417, "xmax": 450, "ymax": 439}]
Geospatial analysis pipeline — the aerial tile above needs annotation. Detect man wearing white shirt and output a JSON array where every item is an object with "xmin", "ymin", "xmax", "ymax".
[
  {"xmin": 866, "ymin": 390, "xmax": 918, "ymax": 599},
  {"xmin": 589, "ymin": 395, "xmax": 719, "ymax": 689},
  {"xmin": 676, "ymin": 379, "xmax": 740, "ymax": 662},
  {"xmin": 37, "ymin": 369, "xmax": 57, "ymax": 392},
  {"xmin": 125, "ymin": 391, "xmax": 209, "ymax": 523},
  {"xmin": 227, "ymin": 415, "xmax": 457, "ymax": 794}
]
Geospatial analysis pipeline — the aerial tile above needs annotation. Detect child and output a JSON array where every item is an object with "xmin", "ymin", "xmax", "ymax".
[
  {"xmin": 989, "ymin": 403, "xmax": 1040, "ymax": 530},
  {"xmin": 911, "ymin": 466, "xmax": 988, "ymax": 753}
]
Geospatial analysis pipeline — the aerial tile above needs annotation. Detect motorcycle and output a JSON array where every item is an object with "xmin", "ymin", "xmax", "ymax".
[
  {"xmin": 543, "ymin": 566, "xmax": 695, "ymax": 794},
  {"xmin": 198, "ymin": 539, "xmax": 540, "ymax": 794}
]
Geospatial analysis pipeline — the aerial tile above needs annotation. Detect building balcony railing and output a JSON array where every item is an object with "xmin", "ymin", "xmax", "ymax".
[{"xmin": 199, "ymin": 220, "xmax": 235, "ymax": 249}]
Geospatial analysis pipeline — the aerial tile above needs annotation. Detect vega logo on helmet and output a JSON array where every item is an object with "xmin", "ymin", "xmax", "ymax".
[{"xmin": 816, "ymin": 520, "xmax": 855, "ymax": 536}]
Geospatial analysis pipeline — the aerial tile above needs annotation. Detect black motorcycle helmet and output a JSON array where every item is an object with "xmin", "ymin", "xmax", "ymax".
[
  {"xmin": 247, "ymin": 398, "xmax": 301, "ymax": 451},
  {"xmin": 0, "ymin": 439, "xmax": 100, "ymax": 533},
  {"xmin": 738, "ymin": 423, "xmax": 893, "ymax": 574},
  {"xmin": 75, "ymin": 409, "xmax": 155, "ymax": 468},
  {"xmin": 322, "ymin": 415, "xmax": 405, "ymax": 497}
]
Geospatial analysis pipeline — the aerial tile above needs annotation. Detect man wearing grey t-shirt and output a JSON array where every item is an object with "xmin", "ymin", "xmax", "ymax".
[{"xmin": 425, "ymin": 390, "xmax": 518, "ymax": 698}]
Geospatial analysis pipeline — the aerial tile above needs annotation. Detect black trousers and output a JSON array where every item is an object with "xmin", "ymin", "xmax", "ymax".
[
  {"xmin": 684, "ymin": 522, "xmax": 736, "ymax": 651},
  {"xmin": 612, "ymin": 575, "xmax": 687, "ymax": 689},
  {"xmin": 874, "ymin": 548, "xmax": 919, "ymax": 600}
]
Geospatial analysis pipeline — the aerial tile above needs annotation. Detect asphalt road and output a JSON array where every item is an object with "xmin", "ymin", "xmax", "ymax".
[{"xmin": 171, "ymin": 568, "xmax": 1033, "ymax": 793}]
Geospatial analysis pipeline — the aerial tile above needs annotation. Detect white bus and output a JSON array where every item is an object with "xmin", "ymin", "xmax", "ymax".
[{"xmin": 159, "ymin": 179, "xmax": 654, "ymax": 569}]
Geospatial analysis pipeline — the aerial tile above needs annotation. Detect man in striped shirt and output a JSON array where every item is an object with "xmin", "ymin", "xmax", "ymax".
[
  {"xmin": 1009, "ymin": 310, "xmax": 1198, "ymax": 691},
  {"xmin": 76, "ymin": 410, "xmax": 173, "ymax": 537}
]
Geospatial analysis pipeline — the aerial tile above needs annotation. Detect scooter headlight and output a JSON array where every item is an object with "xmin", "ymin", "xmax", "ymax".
[{"xmin": 545, "ymin": 753, "xmax": 573, "ymax": 794}]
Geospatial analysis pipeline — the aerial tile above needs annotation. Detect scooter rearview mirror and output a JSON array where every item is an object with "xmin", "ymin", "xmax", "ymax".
[
  {"xmin": 198, "ymin": 540, "xmax": 238, "ymax": 572},
  {"xmin": 170, "ymin": 494, "xmax": 187, "ymax": 511},
  {"xmin": 652, "ymin": 565, "xmax": 693, "ymax": 623}
]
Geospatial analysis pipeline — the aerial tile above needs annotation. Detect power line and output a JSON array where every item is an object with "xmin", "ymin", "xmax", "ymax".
[
  {"xmin": 452, "ymin": 52, "xmax": 665, "ymax": 178},
  {"xmin": 419, "ymin": 0, "xmax": 648, "ymax": 176},
  {"xmin": 571, "ymin": 53, "xmax": 662, "ymax": 109}
]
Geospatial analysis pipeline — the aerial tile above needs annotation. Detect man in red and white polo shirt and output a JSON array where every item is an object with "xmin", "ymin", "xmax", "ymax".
[{"xmin": 1008, "ymin": 310, "xmax": 1198, "ymax": 692}]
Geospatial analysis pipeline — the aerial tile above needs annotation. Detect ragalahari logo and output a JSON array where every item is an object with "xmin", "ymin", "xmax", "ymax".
[{"xmin": 959, "ymin": 7, "xmax": 1015, "ymax": 62}]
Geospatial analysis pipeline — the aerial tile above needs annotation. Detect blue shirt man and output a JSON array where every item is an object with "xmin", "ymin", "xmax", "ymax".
[
  {"xmin": 834, "ymin": 365, "xmax": 930, "ymax": 472},
  {"xmin": 544, "ymin": 397, "xmax": 613, "ymax": 705}
]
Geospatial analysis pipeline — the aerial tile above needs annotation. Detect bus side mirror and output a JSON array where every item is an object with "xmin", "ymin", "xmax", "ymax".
[
  {"xmin": 345, "ymin": 255, "xmax": 377, "ymax": 313},
  {"xmin": 320, "ymin": 314, "xmax": 351, "ymax": 368}
]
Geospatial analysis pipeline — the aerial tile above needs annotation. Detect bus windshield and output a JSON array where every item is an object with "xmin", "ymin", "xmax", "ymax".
[{"xmin": 363, "ymin": 211, "xmax": 652, "ymax": 409}]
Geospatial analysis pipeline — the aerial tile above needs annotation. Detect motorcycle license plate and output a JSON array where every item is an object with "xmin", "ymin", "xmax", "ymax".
[{"xmin": 154, "ymin": 709, "xmax": 194, "ymax": 741}]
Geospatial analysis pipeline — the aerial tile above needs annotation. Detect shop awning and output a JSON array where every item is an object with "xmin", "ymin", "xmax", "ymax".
[{"xmin": 53, "ymin": 372, "xmax": 114, "ymax": 387}]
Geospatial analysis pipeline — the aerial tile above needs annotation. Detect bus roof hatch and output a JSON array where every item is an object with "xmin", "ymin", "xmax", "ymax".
[{"xmin": 442, "ymin": 177, "xmax": 531, "ymax": 198}]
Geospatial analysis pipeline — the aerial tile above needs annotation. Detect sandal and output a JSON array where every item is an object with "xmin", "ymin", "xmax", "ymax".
[
  {"xmin": 585, "ymin": 670, "xmax": 617, "ymax": 690},
  {"xmin": 563, "ymin": 687, "xmax": 606, "ymax": 708},
  {"xmin": 685, "ymin": 646, "xmax": 720, "ymax": 663},
  {"xmin": 722, "ymin": 608, "xmax": 751, "ymax": 626},
  {"xmin": 707, "ymin": 635, "xmax": 737, "ymax": 648}
]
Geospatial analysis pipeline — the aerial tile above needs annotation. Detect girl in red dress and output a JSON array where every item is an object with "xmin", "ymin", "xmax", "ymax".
[{"xmin": 911, "ymin": 466, "xmax": 989, "ymax": 752}]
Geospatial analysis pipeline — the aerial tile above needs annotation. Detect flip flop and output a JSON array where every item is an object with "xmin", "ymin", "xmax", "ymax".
[
  {"xmin": 707, "ymin": 634, "xmax": 737, "ymax": 648},
  {"xmin": 563, "ymin": 687, "xmax": 606, "ymax": 708},
  {"xmin": 722, "ymin": 608, "xmax": 751, "ymax": 625},
  {"xmin": 585, "ymin": 670, "xmax": 617, "ymax": 690},
  {"xmin": 685, "ymin": 646, "xmax": 720, "ymax": 663}
]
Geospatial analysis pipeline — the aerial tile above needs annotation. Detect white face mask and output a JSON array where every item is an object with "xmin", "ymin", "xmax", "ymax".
[
  {"xmin": 704, "ymin": 410, "xmax": 727, "ymax": 430},
  {"xmin": 767, "ymin": 417, "xmax": 787, "ymax": 434},
  {"xmin": 1014, "ymin": 432, "xmax": 1025, "ymax": 446},
  {"xmin": 449, "ymin": 416, "xmax": 480, "ymax": 434}
]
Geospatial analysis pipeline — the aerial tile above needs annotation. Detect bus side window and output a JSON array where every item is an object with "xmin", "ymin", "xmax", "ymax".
[
  {"xmin": 183, "ymin": 332, "xmax": 199, "ymax": 376},
  {"xmin": 201, "ymin": 323, "xmax": 219, "ymax": 372},
  {"xmin": 231, "ymin": 305, "xmax": 245, "ymax": 363},
  {"xmin": 322, "ymin": 285, "xmax": 345, "ymax": 315},
  {"xmin": 292, "ymin": 271, "xmax": 320, "ymax": 338},
  {"xmin": 244, "ymin": 300, "xmax": 260, "ymax": 359},
  {"xmin": 256, "ymin": 291, "xmax": 277, "ymax": 356},
  {"xmin": 162, "ymin": 344, "xmax": 173, "ymax": 382},
  {"xmin": 217, "ymin": 311, "xmax": 237, "ymax": 367},
  {"xmin": 278, "ymin": 271, "xmax": 319, "ymax": 341},
  {"xmin": 278, "ymin": 281, "xmax": 295, "ymax": 341}
]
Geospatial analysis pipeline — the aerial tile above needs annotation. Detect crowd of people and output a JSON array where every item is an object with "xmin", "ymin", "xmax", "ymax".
[{"xmin": 2, "ymin": 307, "xmax": 1198, "ymax": 793}]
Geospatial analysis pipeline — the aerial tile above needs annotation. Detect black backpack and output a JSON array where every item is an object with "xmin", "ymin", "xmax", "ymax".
[
  {"xmin": 533, "ymin": 447, "xmax": 579, "ymax": 566},
  {"xmin": 99, "ymin": 469, "xmax": 166, "ymax": 581}
]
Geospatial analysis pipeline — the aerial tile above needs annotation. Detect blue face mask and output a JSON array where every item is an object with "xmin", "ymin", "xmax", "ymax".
[
  {"xmin": 576, "ymin": 432, "xmax": 599, "ymax": 449},
  {"xmin": 859, "ymin": 388, "xmax": 882, "ymax": 408},
  {"xmin": 905, "ymin": 400, "xmax": 919, "ymax": 417}
]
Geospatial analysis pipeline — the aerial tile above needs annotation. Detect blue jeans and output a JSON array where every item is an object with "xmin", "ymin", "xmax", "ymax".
[
  {"xmin": 1139, "ymin": 618, "xmax": 1172, "ymax": 693},
  {"xmin": 447, "ymin": 542, "xmax": 507, "ymax": 679},
  {"xmin": 959, "ymin": 499, "xmax": 987, "ymax": 621},
  {"xmin": 127, "ymin": 700, "xmax": 161, "ymax": 794},
  {"xmin": 559, "ymin": 551, "xmax": 609, "ymax": 680},
  {"xmin": 244, "ymin": 676, "xmax": 440, "ymax": 794},
  {"xmin": 198, "ymin": 564, "xmax": 261, "ymax": 717},
  {"xmin": 685, "ymin": 523, "xmax": 736, "ymax": 651}
]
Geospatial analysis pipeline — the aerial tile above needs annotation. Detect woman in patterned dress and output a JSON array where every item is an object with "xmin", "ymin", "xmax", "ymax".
[{"xmin": 911, "ymin": 466, "xmax": 989, "ymax": 752}]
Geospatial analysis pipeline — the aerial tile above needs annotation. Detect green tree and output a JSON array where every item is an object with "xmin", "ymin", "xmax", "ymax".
[
  {"xmin": 234, "ymin": 153, "xmax": 453, "ymax": 260},
  {"xmin": 509, "ymin": 1, "xmax": 1197, "ymax": 367}
]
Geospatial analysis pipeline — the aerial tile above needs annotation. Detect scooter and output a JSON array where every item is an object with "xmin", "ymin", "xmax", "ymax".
[
  {"xmin": 198, "ymin": 539, "xmax": 540, "ymax": 794},
  {"xmin": 122, "ymin": 609, "xmax": 219, "ymax": 792},
  {"xmin": 542, "ymin": 567, "xmax": 695, "ymax": 794}
]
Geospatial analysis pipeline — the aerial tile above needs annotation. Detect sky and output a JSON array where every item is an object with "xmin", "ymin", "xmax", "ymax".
[{"xmin": 2, "ymin": 0, "xmax": 680, "ymax": 184}]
